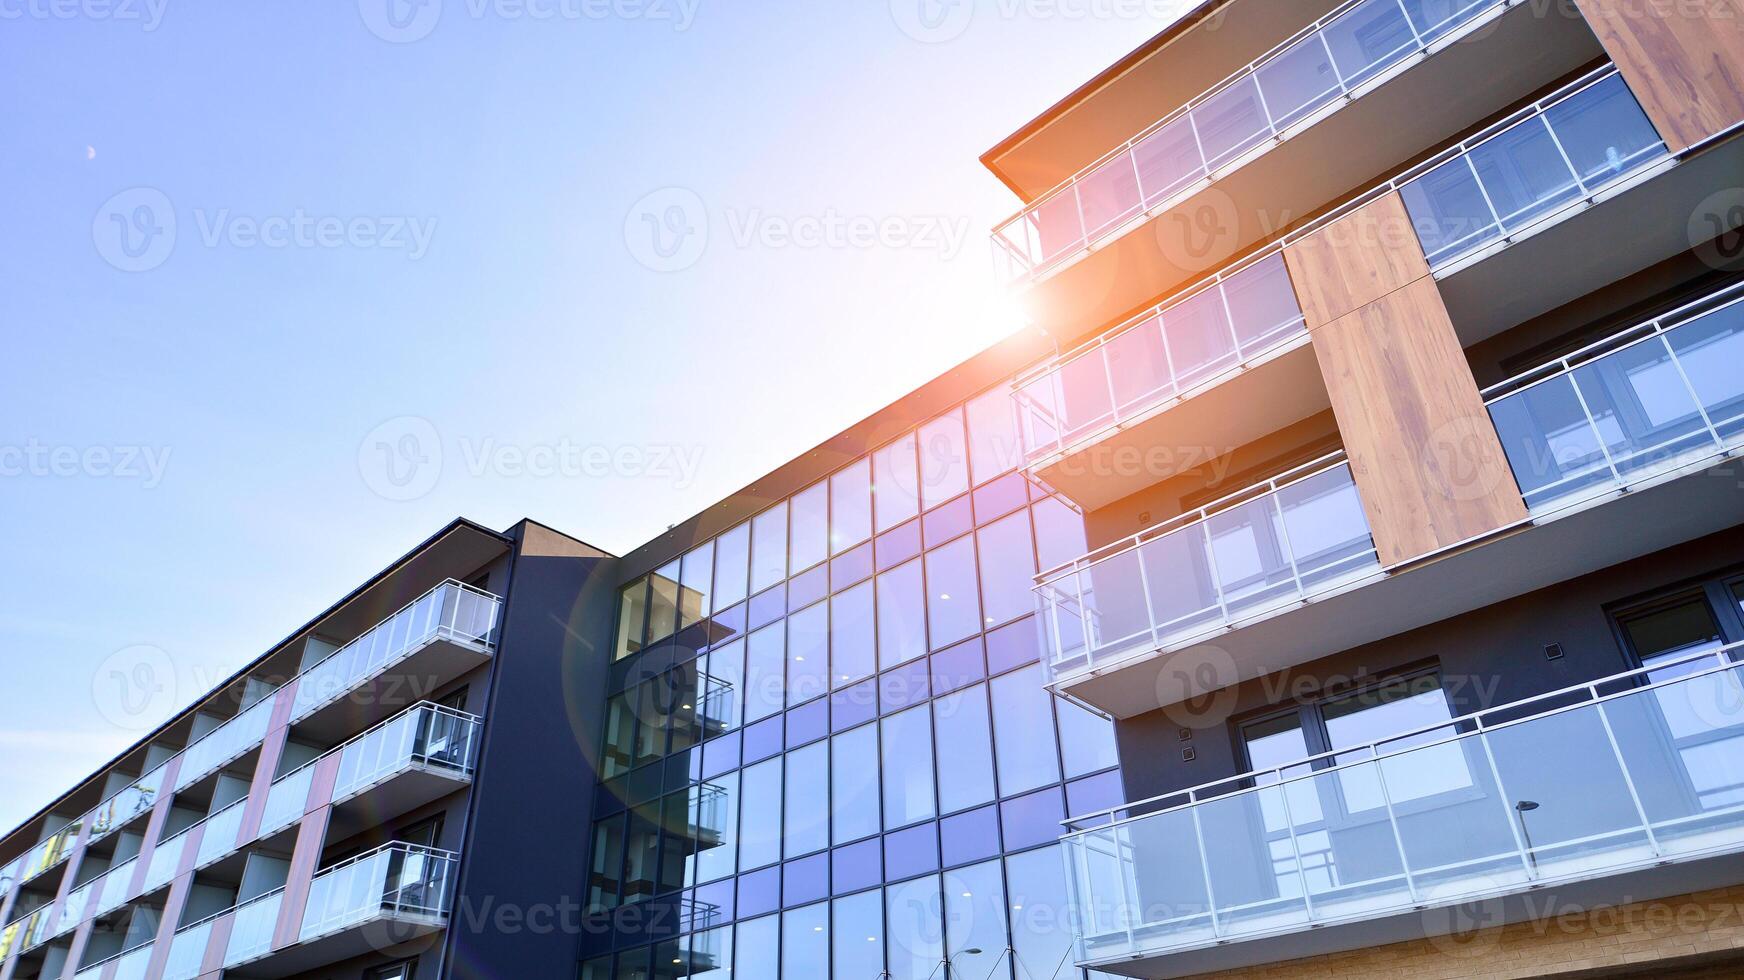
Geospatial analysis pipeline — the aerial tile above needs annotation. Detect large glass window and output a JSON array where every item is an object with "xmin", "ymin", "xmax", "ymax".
[
  {"xmin": 878, "ymin": 560, "xmax": 928, "ymax": 670},
  {"xmin": 991, "ymin": 665, "xmax": 1062, "ymax": 796},
  {"xmin": 744, "ymin": 624, "xmax": 786, "ymax": 723},
  {"xmin": 886, "ymin": 875, "xmax": 943, "ymax": 980},
  {"xmin": 833, "ymin": 724, "xmax": 882, "ymax": 844},
  {"xmin": 831, "ymin": 580, "xmax": 877, "ymax": 689},
  {"xmin": 881, "ymin": 705, "xmax": 936, "ymax": 828},
  {"xmin": 943, "ymin": 860, "xmax": 1009, "ymax": 969},
  {"xmin": 918, "ymin": 410, "xmax": 970, "ymax": 509},
  {"xmin": 791, "ymin": 482, "xmax": 830, "ymax": 573},
  {"xmin": 1056, "ymin": 697, "xmax": 1119, "ymax": 778},
  {"xmin": 784, "ymin": 741, "xmax": 830, "ymax": 858},
  {"xmin": 692, "ymin": 772, "xmax": 739, "ymax": 885},
  {"xmin": 739, "ymin": 757, "xmax": 782, "ymax": 871},
  {"xmin": 977, "ymin": 511, "xmax": 1037, "ymax": 629},
  {"xmin": 751, "ymin": 503, "xmax": 788, "ymax": 593},
  {"xmin": 685, "ymin": 926, "xmax": 732, "ymax": 980},
  {"xmin": 926, "ymin": 538, "xmax": 983, "ymax": 650},
  {"xmin": 965, "ymin": 387, "xmax": 1021, "ymax": 484},
  {"xmin": 680, "ymin": 542, "xmax": 714, "ymax": 629},
  {"xmin": 615, "ymin": 578, "xmax": 649, "ymax": 661},
  {"xmin": 734, "ymin": 915, "xmax": 778, "ymax": 979},
  {"xmin": 782, "ymin": 903, "xmax": 829, "ymax": 977},
  {"xmin": 648, "ymin": 560, "xmax": 681, "ymax": 646},
  {"xmin": 714, "ymin": 524, "xmax": 751, "ymax": 612},
  {"xmin": 934, "ymin": 685, "xmax": 996, "ymax": 813},
  {"xmin": 602, "ymin": 691, "xmax": 637, "ymax": 779},
  {"xmin": 587, "ymin": 817, "xmax": 624, "ymax": 912},
  {"xmin": 832, "ymin": 459, "xmax": 873, "ymax": 555},
  {"xmin": 788, "ymin": 602, "xmax": 830, "ymax": 706},
  {"xmin": 699, "ymin": 639, "xmax": 744, "ymax": 738},
  {"xmin": 833, "ymin": 889, "xmax": 885, "ymax": 979},
  {"xmin": 874, "ymin": 433, "xmax": 921, "ymax": 533},
  {"xmin": 1006, "ymin": 845, "xmax": 1075, "ymax": 980}
]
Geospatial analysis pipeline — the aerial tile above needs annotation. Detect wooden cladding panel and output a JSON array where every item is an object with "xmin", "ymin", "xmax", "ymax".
[
  {"xmin": 1577, "ymin": 0, "xmax": 1744, "ymax": 151},
  {"xmin": 1312, "ymin": 277, "xmax": 1527, "ymax": 566},
  {"xmin": 1284, "ymin": 192, "xmax": 1429, "ymax": 329}
]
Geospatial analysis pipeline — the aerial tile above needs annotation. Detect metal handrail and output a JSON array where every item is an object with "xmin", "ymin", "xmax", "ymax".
[
  {"xmin": 313, "ymin": 840, "xmax": 458, "ymax": 877},
  {"xmin": 270, "ymin": 700, "xmax": 483, "ymax": 788},
  {"xmin": 299, "ymin": 578, "xmax": 501, "ymax": 678},
  {"xmin": 992, "ymin": 0, "xmax": 1515, "ymax": 270},
  {"xmin": 1063, "ymin": 638, "xmax": 1744, "ymax": 834},
  {"xmin": 1036, "ymin": 450, "xmax": 1351, "ymax": 582}
]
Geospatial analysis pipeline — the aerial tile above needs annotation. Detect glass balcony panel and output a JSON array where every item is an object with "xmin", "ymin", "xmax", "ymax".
[
  {"xmin": 1467, "ymin": 118, "xmax": 1581, "ymax": 234},
  {"xmin": 1133, "ymin": 115, "xmax": 1205, "ymax": 209},
  {"xmin": 144, "ymin": 830, "xmax": 189, "ymax": 892},
  {"xmin": 225, "ymin": 890, "xmax": 283, "ymax": 967},
  {"xmin": 1541, "ymin": 75, "xmax": 1666, "ymax": 187},
  {"xmin": 1602, "ymin": 668, "xmax": 1744, "ymax": 853},
  {"xmin": 96, "ymin": 858, "xmax": 137, "ymax": 915},
  {"xmin": 262, "ymin": 765, "xmax": 315, "ymax": 836},
  {"xmin": 1077, "ymin": 155, "xmax": 1142, "ymax": 240},
  {"xmin": 1275, "ymin": 465, "xmax": 1380, "ymax": 587},
  {"xmin": 1255, "ymin": 32, "xmax": 1341, "ymax": 131},
  {"xmin": 111, "ymin": 943, "xmax": 153, "ymax": 980},
  {"xmin": 1375, "ymin": 733, "xmax": 1525, "ymax": 897},
  {"xmin": 417, "ymin": 706, "xmax": 478, "ymax": 770},
  {"xmin": 1665, "ymin": 303, "xmax": 1744, "ymax": 437},
  {"xmin": 1031, "ymin": 191, "xmax": 1086, "ymax": 270},
  {"xmin": 1195, "ymin": 785, "xmax": 1310, "ymax": 935},
  {"xmin": 1038, "ymin": 573, "xmax": 1090, "ymax": 675},
  {"xmin": 1205, "ymin": 497, "xmax": 1299, "ymax": 617},
  {"xmin": 162, "ymin": 921, "xmax": 212, "ymax": 980},
  {"xmin": 1487, "ymin": 375, "xmax": 1614, "ymax": 508},
  {"xmin": 1055, "ymin": 348, "xmax": 1117, "ymax": 445},
  {"xmin": 1323, "ymin": 0, "xmax": 1417, "ymax": 88},
  {"xmin": 1081, "ymin": 550, "xmax": 1155, "ymax": 658},
  {"xmin": 1123, "ymin": 810, "xmax": 1213, "ymax": 951},
  {"xmin": 1160, "ymin": 287, "xmax": 1238, "ymax": 389},
  {"xmin": 1401, "ymin": 156, "xmax": 1500, "ymax": 266},
  {"xmin": 300, "ymin": 845, "xmax": 455, "ymax": 941},
  {"xmin": 1568, "ymin": 336, "xmax": 1716, "ymax": 479},
  {"xmin": 1014, "ymin": 373, "xmax": 1064, "ymax": 460},
  {"xmin": 1222, "ymin": 253, "xmax": 1305, "ymax": 351},
  {"xmin": 1274, "ymin": 762, "xmax": 1414, "ymax": 920},
  {"xmin": 1401, "ymin": 0, "xmax": 1490, "ymax": 41},
  {"xmin": 196, "ymin": 800, "xmax": 246, "ymax": 868},
  {"xmin": 1192, "ymin": 76, "xmax": 1269, "ymax": 172},
  {"xmin": 57, "ymin": 881, "xmax": 91, "ymax": 937},
  {"xmin": 1104, "ymin": 316, "xmax": 1174, "ymax": 414}
]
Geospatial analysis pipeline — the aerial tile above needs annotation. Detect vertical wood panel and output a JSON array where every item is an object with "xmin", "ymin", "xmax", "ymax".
[
  {"xmin": 271, "ymin": 806, "xmax": 330, "ymax": 951},
  {"xmin": 125, "ymin": 754, "xmax": 182, "ymax": 902},
  {"xmin": 197, "ymin": 912, "xmax": 234, "ymax": 979},
  {"xmin": 1284, "ymin": 192, "xmax": 1429, "ymax": 329},
  {"xmin": 1577, "ymin": 0, "xmax": 1744, "ymax": 150},
  {"xmin": 58, "ymin": 920, "xmax": 92, "ymax": 980},
  {"xmin": 1313, "ymin": 277, "xmax": 1527, "ymax": 565},
  {"xmin": 236, "ymin": 682, "xmax": 299, "ymax": 845}
]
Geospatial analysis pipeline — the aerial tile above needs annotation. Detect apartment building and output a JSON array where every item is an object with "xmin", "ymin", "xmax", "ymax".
[{"xmin": 5, "ymin": 1, "xmax": 1744, "ymax": 978}]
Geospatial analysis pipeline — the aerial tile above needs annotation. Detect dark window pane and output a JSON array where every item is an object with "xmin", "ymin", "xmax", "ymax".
[
  {"xmin": 939, "ymin": 806, "xmax": 1000, "ymax": 867},
  {"xmin": 880, "ymin": 659, "xmax": 931, "ymax": 715},
  {"xmin": 741, "ymin": 715, "xmax": 783, "ymax": 765},
  {"xmin": 922, "ymin": 494, "xmax": 974, "ymax": 547},
  {"xmin": 832, "ymin": 838, "xmax": 883, "ymax": 896},
  {"xmin": 783, "ymin": 853, "xmax": 830, "ymax": 908},
  {"xmin": 931, "ymin": 638, "xmax": 985, "ymax": 696},
  {"xmin": 701, "ymin": 730, "xmax": 740, "ymax": 779},
  {"xmin": 786, "ymin": 698, "xmax": 829, "ymax": 747},
  {"xmin": 883, "ymin": 823, "xmax": 939, "ymax": 881},
  {"xmin": 831, "ymin": 678, "xmax": 878, "ymax": 733},
  {"xmin": 1622, "ymin": 598, "xmax": 1725, "ymax": 669},
  {"xmin": 737, "ymin": 870, "xmax": 780, "ymax": 920},
  {"xmin": 876, "ymin": 519, "xmax": 923, "ymax": 572},
  {"xmin": 587, "ymin": 817, "xmax": 625, "ymax": 912},
  {"xmin": 1000, "ymin": 787, "xmax": 1065, "ymax": 850},
  {"xmin": 695, "ymin": 879, "xmax": 736, "ymax": 926},
  {"xmin": 926, "ymin": 538, "xmax": 983, "ymax": 649}
]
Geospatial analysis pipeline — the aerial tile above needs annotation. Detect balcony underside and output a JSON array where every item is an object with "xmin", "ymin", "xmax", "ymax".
[
  {"xmin": 1093, "ymin": 841, "xmax": 1744, "ymax": 978},
  {"xmin": 295, "ymin": 636, "xmax": 490, "ymax": 743},
  {"xmin": 1033, "ymin": 339, "xmax": 1327, "ymax": 510},
  {"xmin": 325, "ymin": 766, "xmax": 471, "ymax": 841},
  {"xmin": 1441, "ymin": 129, "xmax": 1744, "ymax": 346},
  {"xmin": 1058, "ymin": 453, "xmax": 1744, "ymax": 719},
  {"xmin": 225, "ymin": 916, "xmax": 444, "ymax": 978},
  {"xmin": 1025, "ymin": 0, "xmax": 1601, "ymax": 341}
]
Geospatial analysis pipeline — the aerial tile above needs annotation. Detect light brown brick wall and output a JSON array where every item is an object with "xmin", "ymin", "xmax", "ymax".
[{"xmin": 1193, "ymin": 885, "xmax": 1744, "ymax": 980}]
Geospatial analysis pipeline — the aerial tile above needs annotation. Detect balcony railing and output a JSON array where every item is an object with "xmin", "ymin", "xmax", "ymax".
[
  {"xmin": 73, "ymin": 941, "xmax": 153, "ymax": 980},
  {"xmin": 0, "ymin": 902, "xmax": 52, "ymax": 957},
  {"xmin": 14, "ymin": 823, "xmax": 79, "ymax": 887},
  {"xmin": 174, "ymin": 693, "xmax": 278, "ymax": 794},
  {"xmin": 1014, "ymin": 251, "xmax": 1307, "ymax": 465},
  {"xmin": 1398, "ymin": 67, "xmax": 1667, "ymax": 270},
  {"xmin": 51, "ymin": 878, "xmax": 91, "ymax": 941},
  {"xmin": 1486, "ymin": 281, "xmax": 1744, "ymax": 511},
  {"xmin": 260, "ymin": 763, "xmax": 315, "ymax": 839},
  {"xmin": 193, "ymin": 798, "xmax": 247, "ymax": 870},
  {"xmin": 991, "ymin": 0, "xmax": 1509, "ymax": 278},
  {"xmin": 291, "ymin": 580, "xmax": 501, "ymax": 722},
  {"xmin": 299, "ymin": 843, "xmax": 457, "ymax": 941},
  {"xmin": 93, "ymin": 856, "xmax": 138, "ymax": 918},
  {"xmin": 223, "ymin": 888, "xmax": 284, "ymax": 968},
  {"xmin": 143, "ymin": 824, "xmax": 194, "ymax": 894},
  {"xmin": 1036, "ymin": 453, "xmax": 1379, "ymax": 680},
  {"xmin": 1061, "ymin": 642, "xmax": 1744, "ymax": 967},
  {"xmin": 161, "ymin": 916, "xmax": 214, "ymax": 980},
  {"xmin": 83, "ymin": 763, "xmax": 170, "ymax": 848}
]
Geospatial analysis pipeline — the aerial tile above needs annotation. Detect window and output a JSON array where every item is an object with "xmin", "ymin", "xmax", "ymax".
[
  {"xmin": 833, "ymin": 888, "xmax": 884, "ymax": 979},
  {"xmin": 680, "ymin": 543, "xmax": 714, "ymax": 629},
  {"xmin": 699, "ymin": 639, "xmax": 744, "ymax": 737},
  {"xmin": 875, "ymin": 433, "xmax": 921, "ymax": 533},
  {"xmin": 734, "ymin": 915, "xmax": 778, "ymax": 979},
  {"xmin": 877, "ymin": 560, "xmax": 928, "ymax": 670},
  {"xmin": 782, "ymin": 903, "xmax": 829, "ymax": 977},
  {"xmin": 831, "ymin": 580, "xmax": 877, "ymax": 689},
  {"xmin": 692, "ymin": 772, "xmax": 739, "ymax": 884},
  {"xmin": 832, "ymin": 725, "xmax": 881, "ymax": 844},
  {"xmin": 601, "ymin": 692, "xmax": 636, "ymax": 779},
  {"xmin": 787, "ymin": 602, "xmax": 830, "ymax": 706},
  {"xmin": 943, "ymin": 860, "xmax": 1008, "ymax": 964},
  {"xmin": 365, "ymin": 962, "xmax": 416, "ymax": 980},
  {"xmin": 714, "ymin": 523, "xmax": 751, "ymax": 612},
  {"xmin": 739, "ymin": 757, "xmax": 782, "ymax": 871},
  {"xmin": 615, "ymin": 578, "xmax": 650, "ymax": 661},
  {"xmin": 976, "ymin": 511, "xmax": 1037, "ymax": 629},
  {"xmin": 686, "ymin": 926, "xmax": 732, "ymax": 980},
  {"xmin": 881, "ymin": 705, "xmax": 936, "ymax": 827},
  {"xmin": 990, "ymin": 665, "xmax": 1061, "ymax": 796},
  {"xmin": 832, "ymin": 459, "xmax": 873, "ymax": 554},
  {"xmin": 926, "ymin": 538, "xmax": 982, "ymax": 650},
  {"xmin": 1005, "ymin": 845, "xmax": 1074, "ymax": 980},
  {"xmin": 751, "ymin": 504, "xmax": 788, "ymax": 593},
  {"xmin": 933, "ymin": 685, "xmax": 996, "ymax": 813},
  {"xmin": 965, "ymin": 387, "xmax": 1021, "ymax": 484},
  {"xmin": 1056, "ymin": 696, "xmax": 1119, "ymax": 778},
  {"xmin": 784, "ymin": 742, "xmax": 830, "ymax": 858},
  {"xmin": 886, "ymin": 875, "xmax": 942, "ymax": 980},
  {"xmin": 791, "ymin": 482, "xmax": 830, "ymax": 573},
  {"xmin": 918, "ymin": 410, "xmax": 970, "ymax": 509},
  {"xmin": 744, "ymin": 624, "xmax": 786, "ymax": 723},
  {"xmin": 648, "ymin": 561, "xmax": 681, "ymax": 647},
  {"xmin": 587, "ymin": 817, "xmax": 624, "ymax": 912}
]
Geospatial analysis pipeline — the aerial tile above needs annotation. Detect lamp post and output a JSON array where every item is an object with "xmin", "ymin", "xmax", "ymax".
[
  {"xmin": 921, "ymin": 947, "xmax": 983, "ymax": 980},
  {"xmin": 1515, "ymin": 800, "xmax": 1541, "ymax": 872}
]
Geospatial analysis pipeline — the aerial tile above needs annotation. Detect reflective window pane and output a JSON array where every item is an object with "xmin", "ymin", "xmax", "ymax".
[
  {"xmin": 648, "ymin": 560, "xmax": 681, "ymax": 646},
  {"xmin": 784, "ymin": 741, "xmax": 830, "ymax": 858},
  {"xmin": 882, "ymin": 705, "xmax": 937, "ymax": 827},
  {"xmin": 616, "ymin": 577, "xmax": 650, "ymax": 661},
  {"xmin": 685, "ymin": 926, "xmax": 732, "ymax": 980},
  {"xmin": 1005, "ymin": 845, "xmax": 1076, "ymax": 980},
  {"xmin": 782, "ymin": 903, "xmax": 828, "ymax": 978},
  {"xmin": 833, "ymin": 889, "xmax": 885, "ymax": 980},
  {"xmin": 734, "ymin": 915, "xmax": 778, "ymax": 979},
  {"xmin": 713, "ymin": 524, "xmax": 751, "ymax": 612},
  {"xmin": 918, "ymin": 410, "xmax": 970, "ymax": 510},
  {"xmin": 833, "ymin": 724, "xmax": 882, "ymax": 844},
  {"xmin": 991, "ymin": 665, "xmax": 1062, "ymax": 795},
  {"xmin": 1058, "ymin": 695, "xmax": 1119, "ymax": 778},
  {"xmin": 933, "ymin": 685, "xmax": 996, "ymax": 814},
  {"xmin": 791, "ymin": 482, "xmax": 830, "ymax": 573},
  {"xmin": 739, "ymin": 757, "xmax": 782, "ymax": 871},
  {"xmin": 700, "ymin": 638, "xmax": 743, "ymax": 737},
  {"xmin": 926, "ymin": 538, "xmax": 983, "ymax": 650},
  {"xmin": 875, "ymin": 433, "xmax": 922, "ymax": 533},
  {"xmin": 680, "ymin": 542, "xmax": 713, "ymax": 629},
  {"xmin": 832, "ymin": 459, "xmax": 874, "ymax": 555},
  {"xmin": 744, "ymin": 624, "xmax": 786, "ymax": 723},
  {"xmin": 977, "ymin": 511, "xmax": 1038, "ymax": 629},
  {"xmin": 878, "ymin": 560, "xmax": 929, "ymax": 670},
  {"xmin": 886, "ymin": 875, "xmax": 943, "ymax": 980},
  {"xmin": 1032, "ymin": 497, "xmax": 1088, "ymax": 572},
  {"xmin": 787, "ymin": 602, "xmax": 830, "ymax": 706},
  {"xmin": 751, "ymin": 504, "xmax": 788, "ymax": 593},
  {"xmin": 692, "ymin": 772, "xmax": 739, "ymax": 884},
  {"xmin": 943, "ymin": 860, "xmax": 1010, "ymax": 968},
  {"xmin": 966, "ymin": 387, "xmax": 1022, "ymax": 484},
  {"xmin": 831, "ymin": 580, "xmax": 877, "ymax": 689}
]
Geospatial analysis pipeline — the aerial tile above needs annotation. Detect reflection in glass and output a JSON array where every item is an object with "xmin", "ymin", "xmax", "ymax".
[{"xmin": 882, "ymin": 705, "xmax": 937, "ymax": 828}]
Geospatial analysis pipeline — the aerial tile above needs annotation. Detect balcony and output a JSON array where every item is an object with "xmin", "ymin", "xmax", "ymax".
[
  {"xmin": 1036, "ymin": 454, "xmax": 1382, "ymax": 695},
  {"xmin": 1013, "ymin": 251, "xmax": 1323, "ymax": 508},
  {"xmin": 1062, "ymin": 643, "xmax": 1744, "ymax": 977},
  {"xmin": 1486, "ymin": 282, "xmax": 1744, "ymax": 512},
  {"xmin": 223, "ymin": 844, "xmax": 457, "ymax": 978},
  {"xmin": 259, "ymin": 702, "xmax": 481, "ymax": 841},
  {"xmin": 290, "ymin": 580, "xmax": 501, "ymax": 740},
  {"xmin": 174, "ymin": 693, "xmax": 278, "ymax": 794},
  {"xmin": 72, "ymin": 941, "xmax": 153, "ymax": 980}
]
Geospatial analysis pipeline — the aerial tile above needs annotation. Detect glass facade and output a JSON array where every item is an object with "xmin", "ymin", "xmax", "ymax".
[{"xmin": 589, "ymin": 381, "xmax": 1121, "ymax": 979}]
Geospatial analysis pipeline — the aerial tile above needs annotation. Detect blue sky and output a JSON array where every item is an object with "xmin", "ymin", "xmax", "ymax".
[{"xmin": 0, "ymin": 1, "xmax": 1172, "ymax": 832}]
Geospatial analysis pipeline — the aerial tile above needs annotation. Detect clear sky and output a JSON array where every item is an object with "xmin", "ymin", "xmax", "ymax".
[{"xmin": 0, "ymin": 1, "xmax": 1177, "ymax": 833}]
